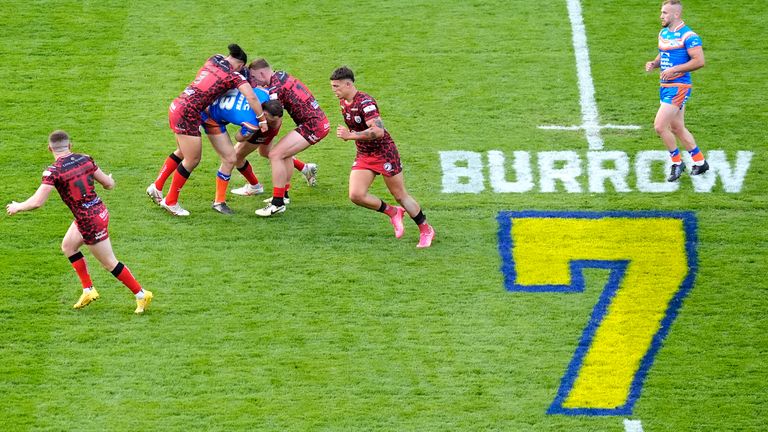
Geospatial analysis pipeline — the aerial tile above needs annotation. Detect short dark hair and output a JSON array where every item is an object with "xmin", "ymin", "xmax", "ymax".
[
  {"xmin": 249, "ymin": 58, "xmax": 270, "ymax": 70},
  {"xmin": 228, "ymin": 44, "xmax": 247, "ymax": 63},
  {"xmin": 262, "ymin": 99, "xmax": 284, "ymax": 117},
  {"xmin": 48, "ymin": 130, "xmax": 70, "ymax": 151},
  {"xmin": 330, "ymin": 66, "xmax": 355, "ymax": 82}
]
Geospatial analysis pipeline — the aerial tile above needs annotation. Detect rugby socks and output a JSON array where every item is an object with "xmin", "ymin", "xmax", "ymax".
[
  {"xmin": 377, "ymin": 200, "xmax": 398, "ymax": 217},
  {"xmin": 292, "ymin": 157, "xmax": 306, "ymax": 172},
  {"xmin": 236, "ymin": 160, "xmax": 260, "ymax": 186},
  {"xmin": 669, "ymin": 148, "xmax": 682, "ymax": 164},
  {"xmin": 165, "ymin": 163, "xmax": 191, "ymax": 206},
  {"xmin": 285, "ymin": 183, "xmax": 291, "ymax": 200},
  {"xmin": 68, "ymin": 252, "xmax": 93, "ymax": 289},
  {"xmin": 271, "ymin": 187, "xmax": 286, "ymax": 206},
  {"xmin": 412, "ymin": 211, "xmax": 431, "ymax": 232},
  {"xmin": 154, "ymin": 153, "xmax": 182, "ymax": 190},
  {"xmin": 689, "ymin": 146, "xmax": 706, "ymax": 165},
  {"xmin": 110, "ymin": 262, "xmax": 144, "ymax": 297},
  {"xmin": 215, "ymin": 171, "xmax": 231, "ymax": 204}
]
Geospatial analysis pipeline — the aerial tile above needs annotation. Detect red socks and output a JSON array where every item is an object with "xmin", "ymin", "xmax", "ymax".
[
  {"xmin": 154, "ymin": 153, "xmax": 182, "ymax": 190},
  {"xmin": 237, "ymin": 161, "xmax": 260, "ymax": 185},
  {"xmin": 165, "ymin": 164, "xmax": 191, "ymax": 206},
  {"xmin": 111, "ymin": 262, "xmax": 142, "ymax": 295},
  {"xmin": 68, "ymin": 252, "xmax": 92, "ymax": 289}
]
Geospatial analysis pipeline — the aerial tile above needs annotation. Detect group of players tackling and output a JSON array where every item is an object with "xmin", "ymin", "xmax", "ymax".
[
  {"xmin": 6, "ymin": 0, "xmax": 709, "ymax": 314},
  {"xmin": 146, "ymin": 43, "xmax": 435, "ymax": 250}
]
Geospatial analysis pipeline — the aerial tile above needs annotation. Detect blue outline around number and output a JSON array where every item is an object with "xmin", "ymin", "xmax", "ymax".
[{"xmin": 496, "ymin": 210, "xmax": 698, "ymax": 416}]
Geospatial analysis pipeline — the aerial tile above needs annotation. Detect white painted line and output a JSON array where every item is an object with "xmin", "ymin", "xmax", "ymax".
[
  {"xmin": 538, "ymin": 0, "xmax": 640, "ymax": 147},
  {"xmin": 566, "ymin": 0, "xmax": 603, "ymax": 150},
  {"xmin": 538, "ymin": 125, "xmax": 583, "ymax": 131},
  {"xmin": 623, "ymin": 419, "xmax": 644, "ymax": 432},
  {"xmin": 602, "ymin": 124, "xmax": 642, "ymax": 130}
]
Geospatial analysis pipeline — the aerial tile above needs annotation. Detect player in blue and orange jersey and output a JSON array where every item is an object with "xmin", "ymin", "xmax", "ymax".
[
  {"xmin": 203, "ymin": 88, "xmax": 319, "ymax": 204},
  {"xmin": 146, "ymin": 44, "xmax": 268, "ymax": 216},
  {"xmin": 248, "ymin": 59, "xmax": 330, "ymax": 217},
  {"xmin": 330, "ymin": 66, "xmax": 435, "ymax": 248},
  {"xmin": 6, "ymin": 131, "xmax": 153, "ymax": 313},
  {"xmin": 645, "ymin": 0, "xmax": 709, "ymax": 182}
]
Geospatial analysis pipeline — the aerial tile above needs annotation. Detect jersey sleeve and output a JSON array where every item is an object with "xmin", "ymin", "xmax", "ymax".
[
  {"xmin": 41, "ymin": 166, "xmax": 56, "ymax": 186},
  {"xmin": 360, "ymin": 97, "xmax": 381, "ymax": 122},
  {"xmin": 684, "ymin": 33, "xmax": 702, "ymax": 49}
]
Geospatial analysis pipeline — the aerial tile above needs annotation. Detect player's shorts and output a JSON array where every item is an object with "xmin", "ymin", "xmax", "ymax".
[
  {"xmin": 169, "ymin": 99, "xmax": 203, "ymax": 137},
  {"xmin": 352, "ymin": 153, "xmax": 403, "ymax": 177},
  {"xmin": 201, "ymin": 110, "xmax": 227, "ymax": 135},
  {"xmin": 296, "ymin": 116, "xmax": 330, "ymax": 145},
  {"xmin": 660, "ymin": 85, "xmax": 692, "ymax": 109},
  {"xmin": 75, "ymin": 207, "xmax": 110, "ymax": 245}
]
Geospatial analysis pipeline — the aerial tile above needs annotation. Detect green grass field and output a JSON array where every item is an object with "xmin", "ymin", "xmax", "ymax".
[{"xmin": 1, "ymin": 1, "xmax": 766, "ymax": 430}]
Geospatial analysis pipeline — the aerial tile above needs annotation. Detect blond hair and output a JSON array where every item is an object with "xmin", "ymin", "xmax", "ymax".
[{"xmin": 48, "ymin": 130, "xmax": 70, "ymax": 152}]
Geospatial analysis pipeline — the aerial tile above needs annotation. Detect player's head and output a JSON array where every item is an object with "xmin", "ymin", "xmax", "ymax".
[
  {"xmin": 48, "ymin": 130, "xmax": 71, "ymax": 153},
  {"xmin": 248, "ymin": 58, "xmax": 272, "ymax": 87},
  {"xmin": 660, "ymin": 0, "xmax": 683, "ymax": 27},
  {"xmin": 262, "ymin": 99, "xmax": 284, "ymax": 126},
  {"xmin": 330, "ymin": 66, "xmax": 356, "ymax": 99},
  {"xmin": 226, "ymin": 43, "xmax": 248, "ymax": 70}
]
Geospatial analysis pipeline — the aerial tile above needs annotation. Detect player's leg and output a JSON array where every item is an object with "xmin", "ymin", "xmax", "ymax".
[
  {"xmin": 383, "ymin": 172, "xmax": 434, "ymax": 248},
  {"xmin": 207, "ymin": 132, "xmax": 237, "ymax": 214},
  {"xmin": 256, "ymin": 131, "xmax": 310, "ymax": 216},
  {"xmin": 293, "ymin": 157, "xmax": 318, "ymax": 186},
  {"xmin": 62, "ymin": 222, "xmax": 100, "ymax": 308},
  {"xmin": 231, "ymin": 140, "xmax": 264, "ymax": 196},
  {"xmin": 349, "ymin": 169, "xmax": 406, "ymax": 239},
  {"xmin": 87, "ymin": 239, "xmax": 152, "ymax": 314},
  {"xmin": 147, "ymin": 147, "xmax": 184, "ymax": 204},
  {"xmin": 671, "ymin": 105, "xmax": 708, "ymax": 175},
  {"xmin": 161, "ymin": 134, "xmax": 201, "ymax": 216},
  {"xmin": 654, "ymin": 102, "xmax": 685, "ymax": 182}
]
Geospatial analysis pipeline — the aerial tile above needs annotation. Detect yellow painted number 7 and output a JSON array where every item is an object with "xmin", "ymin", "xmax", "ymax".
[{"xmin": 496, "ymin": 211, "xmax": 697, "ymax": 415}]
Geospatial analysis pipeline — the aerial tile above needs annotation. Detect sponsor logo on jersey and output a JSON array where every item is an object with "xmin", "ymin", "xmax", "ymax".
[{"xmin": 363, "ymin": 105, "xmax": 377, "ymax": 113}]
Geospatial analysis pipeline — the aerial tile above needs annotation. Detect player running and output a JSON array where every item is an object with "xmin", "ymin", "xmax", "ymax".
[
  {"xmin": 645, "ymin": 0, "xmax": 709, "ymax": 182},
  {"xmin": 146, "ymin": 43, "xmax": 267, "ymax": 216},
  {"xmin": 247, "ymin": 59, "xmax": 330, "ymax": 217},
  {"xmin": 6, "ymin": 131, "xmax": 153, "ymax": 313},
  {"xmin": 330, "ymin": 66, "xmax": 435, "ymax": 248}
]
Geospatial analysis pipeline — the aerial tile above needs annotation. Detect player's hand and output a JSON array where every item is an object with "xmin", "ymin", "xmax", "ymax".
[
  {"xmin": 645, "ymin": 61, "xmax": 657, "ymax": 72},
  {"xmin": 6, "ymin": 201, "xmax": 20, "ymax": 216},
  {"xmin": 336, "ymin": 125, "xmax": 350, "ymax": 140},
  {"xmin": 259, "ymin": 120, "xmax": 268, "ymax": 133},
  {"xmin": 660, "ymin": 68, "xmax": 681, "ymax": 81}
]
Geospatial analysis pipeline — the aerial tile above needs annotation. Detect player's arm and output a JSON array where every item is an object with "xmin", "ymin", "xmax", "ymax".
[
  {"xmin": 6, "ymin": 184, "xmax": 54, "ymax": 215},
  {"xmin": 645, "ymin": 54, "xmax": 661, "ymax": 72},
  {"xmin": 660, "ymin": 46, "xmax": 705, "ymax": 80},
  {"xmin": 336, "ymin": 117, "xmax": 385, "ymax": 141},
  {"xmin": 238, "ymin": 83, "xmax": 268, "ymax": 133},
  {"xmin": 93, "ymin": 168, "xmax": 115, "ymax": 190}
]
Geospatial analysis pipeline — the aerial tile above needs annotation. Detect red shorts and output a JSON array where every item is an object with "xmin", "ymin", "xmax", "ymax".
[
  {"xmin": 352, "ymin": 154, "xmax": 402, "ymax": 177},
  {"xmin": 169, "ymin": 99, "xmax": 202, "ymax": 137},
  {"xmin": 75, "ymin": 208, "xmax": 110, "ymax": 245},
  {"xmin": 296, "ymin": 116, "xmax": 330, "ymax": 144}
]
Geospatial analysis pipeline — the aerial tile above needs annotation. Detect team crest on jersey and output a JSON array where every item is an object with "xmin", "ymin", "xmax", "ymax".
[
  {"xmin": 383, "ymin": 162, "xmax": 393, "ymax": 172},
  {"xmin": 354, "ymin": 116, "xmax": 362, "ymax": 123}
]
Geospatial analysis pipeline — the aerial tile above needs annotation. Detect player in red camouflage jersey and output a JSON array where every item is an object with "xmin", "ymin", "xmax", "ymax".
[
  {"xmin": 247, "ymin": 58, "xmax": 330, "ymax": 217},
  {"xmin": 146, "ymin": 44, "xmax": 268, "ymax": 216},
  {"xmin": 330, "ymin": 66, "xmax": 435, "ymax": 248},
  {"xmin": 6, "ymin": 131, "xmax": 153, "ymax": 313}
]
